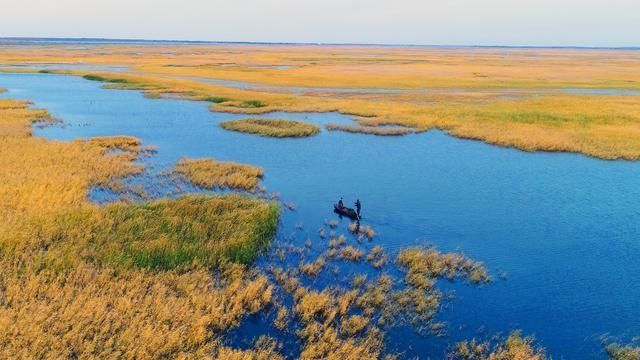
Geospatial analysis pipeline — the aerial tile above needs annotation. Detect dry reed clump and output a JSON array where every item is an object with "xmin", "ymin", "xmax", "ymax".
[
  {"xmin": 397, "ymin": 247, "xmax": 490, "ymax": 285},
  {"xmin": 352, "ymin": 274, "xmax": 368, "ymax": 288},
  {"xmin": 367, "ymin": 245, "xmax": 388, "ymax": 269},
  {"xmin": 300, "ymin": 256, "xmax": 327, "ymax": 277},
  {"xmin": 326, "ymin": 123, "xmax": 414, "ymax": 136},
  {"xmin": 338, "ymin": 246, "xmax": 364, "ymax": 262},
  {"xmin": 348, "ymin": 223, "xmax": 376, "ymax": 240},
  {"xmin": 220, "ymin": 118, "xmax": 320, "ymax": 138},
  {"xmin": 340, "ymin": 315, "xmax": 370, "ymax": 336},
  {"xmin": 274, "ymin": 307, "xmax": 290, "ymax": 330},
  {"xmin": 607, "ymin": 342, "xmax": 640, "ymax": 360},
  {"xmin": 174, "ymin": 157, "xmax": 264, "ymax": 191},
  {"xmin": 451, "ymin": 331, "xmax": 546, "ymax": 360},
  {"xmin": 0, "ymin": 99, "xmax": 284, "ymax": 357}
]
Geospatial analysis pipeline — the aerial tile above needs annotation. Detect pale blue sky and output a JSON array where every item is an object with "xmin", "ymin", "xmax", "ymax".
[{"xmin": 2, "ymin": 0, "xmax": 639, "ymax": 46}]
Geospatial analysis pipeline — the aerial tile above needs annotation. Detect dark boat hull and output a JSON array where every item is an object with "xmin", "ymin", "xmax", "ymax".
[{"xmin": 334, "ymin": 205, "xmax": 360, "ymax": 220}]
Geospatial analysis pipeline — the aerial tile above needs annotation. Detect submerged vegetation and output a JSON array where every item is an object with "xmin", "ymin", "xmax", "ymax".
[
  {"xmin": 270, "ymin": 239, "xmax": 492, "ymax": 357},
  {"xmin": 607, "ymin": 342, "xmax": 640, "ymax": 360},
  {"xmin": 175, "ymin": 157, "xmax": 264, "ymax": 191},
  {"xmin": 220, "ymin": 118, "xmax": 320, "ymax": 138}
]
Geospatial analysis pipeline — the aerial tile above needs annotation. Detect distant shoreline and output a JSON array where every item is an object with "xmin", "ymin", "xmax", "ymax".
[{"xmin": 0, "ymin": 37, "xmax": 638, "ymax": 50}]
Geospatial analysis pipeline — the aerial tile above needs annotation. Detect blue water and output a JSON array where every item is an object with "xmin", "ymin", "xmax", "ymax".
[{"xmin": 2, "ymin": 72, "xmax": 640, "ymax": 359}]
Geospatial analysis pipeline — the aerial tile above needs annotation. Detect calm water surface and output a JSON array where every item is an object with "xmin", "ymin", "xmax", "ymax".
[
  {"xmin": 0, "ymin": 63, "xmax": 128, "ymax": 72},
  {"xmin": 163, "ymin": 74, "xmax": 640, "ymax": 97},
  {"xmin": 2, "ymin": 72, "xmax": 640, "ymax": 359}
]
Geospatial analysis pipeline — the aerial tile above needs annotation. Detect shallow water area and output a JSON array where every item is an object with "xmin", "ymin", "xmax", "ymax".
[
  {"xmin": 158, "ymin": 74, "xmax": 640, "ymax": 99},
  {"xmin": 2, "ymin": 72, "xmax": 640, "ymax": 358},
  {"xmin": 560, "ymin": 88, "xmax": 640, "ymax": 95},
  {"xmin": 0, "ymin": 63, "xmax": 129, "ymax": 73}
]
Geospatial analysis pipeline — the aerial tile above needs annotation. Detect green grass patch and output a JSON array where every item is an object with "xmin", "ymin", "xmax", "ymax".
[
  {"xmin": 83, "ymin": 74, "xmax": 129, "ymax": 83},
  {"xmin": 239, "ymin": 100, "xmax": 267, "ymax": 108},
  {"xmin": 35, "ymin": 195, "xmax": 279, "ymax": 271},
  {"xmin": 221, "ymin": 118, "xmax": 320, "ymax": 138},
  {"xmin": 205, "ymin": 96, "xmax": 231, "ymax": 103}
]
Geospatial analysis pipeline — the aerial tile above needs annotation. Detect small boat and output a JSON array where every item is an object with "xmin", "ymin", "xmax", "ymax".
[{"xmin": 334, "ymin": 204, "xmax": 360, "ymax": 220}]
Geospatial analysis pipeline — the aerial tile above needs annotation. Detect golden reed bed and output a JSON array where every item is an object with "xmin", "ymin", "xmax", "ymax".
[{"xmin": 0, "ymin": 99, "xmax": 281, "ymax": 357}]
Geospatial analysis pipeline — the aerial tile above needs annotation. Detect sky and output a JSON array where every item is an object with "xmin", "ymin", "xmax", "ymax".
[{"xmin": 1, "ymin": 0, "xmax": 639, "ymax": 47}]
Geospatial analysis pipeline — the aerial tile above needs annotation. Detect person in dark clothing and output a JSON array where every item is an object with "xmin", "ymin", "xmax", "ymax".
[
  {"xmin": 338, "ymin": 197, "xmax": 344, "ymax": 209},
  {"xmin": 355, "ymin": 199, "xmax": 361, "ymax": 216}
]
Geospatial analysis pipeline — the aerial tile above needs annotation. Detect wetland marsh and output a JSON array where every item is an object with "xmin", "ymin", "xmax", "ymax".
[{"xmin": 2, "ymin": 43, "xmax": 640, "ymax": 358}]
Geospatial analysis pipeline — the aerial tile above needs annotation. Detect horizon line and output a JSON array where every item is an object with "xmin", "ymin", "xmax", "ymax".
[{"xmin": 0, "ymin": 36, "xmax": 639, "ymax": 50}]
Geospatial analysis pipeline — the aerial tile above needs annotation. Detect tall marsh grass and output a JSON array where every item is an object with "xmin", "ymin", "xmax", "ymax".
[
  {"xmin": 175, "ymin": 157, "xmax": 264, "ymax": 191},
  {"xmin": 0, "ymin": 99, "xmax": 282, "ymax": 357},
  {"xmin": 220, "ymin": 118, "xmax": 320, "ymax": 138},
  {"xmin": 33, "ymin": 195, "xmax": 279, "ymax": 271}
]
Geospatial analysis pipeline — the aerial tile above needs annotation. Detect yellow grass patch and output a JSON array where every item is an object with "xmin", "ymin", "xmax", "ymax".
[
  {"xmin": 452, "ymin": 331, "xmax": 546, "ymax": 360},
  {"xmin": 0, "ymin": 264, "xmax": 274, "ymax": 358},
  {"xmin": 221, "ymin": 118, "xmax": 320, "ymax": 138},
  {"xmin": 175, "ymin": 157, "xmax": 264, "ymax": 191},
  {"xmin": 397, "ymin": 247, "xmax": 490, "ymax": 286}
]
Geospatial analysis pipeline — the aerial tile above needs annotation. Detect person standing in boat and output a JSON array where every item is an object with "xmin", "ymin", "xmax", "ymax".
[
  {"xmin": 338, "ymin": 197, "xmax": 344, "ymax": 209},
  {"xmin": 355, "ymin": 199, "xmax": 361, "ymax": 216}
]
